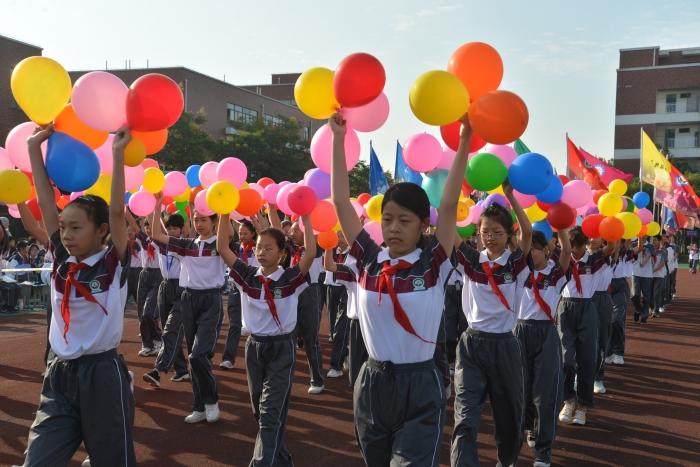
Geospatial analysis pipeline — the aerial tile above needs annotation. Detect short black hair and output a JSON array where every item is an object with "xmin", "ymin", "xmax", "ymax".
[
  {"xmin": 16, "ymin": 239, "xmax": 29, "ymax": 250},
  {"xmin": 382, "ymin": 182, "xmax": 430, "ymax": 220},
  {"xmin": 281, "ymin": 220, "xmax": 292, "ymax": 228},
  {"xmin": 239, "ymin": 219, "xmax": 258, "ymax": 240},
  {"xmin": 569, "ymin": 227, "xmax": 588, "ymax": 247},
  {"xmin": 165, "ymin": 213, "xmax": 185, "ymax": 229},
  {"xmin": 532, "ymin": 231, "xmax": 548, "ymax": 249},
  {"xmin": 67, "ymin": 195, "xmax": 110, "ymax": 243},
  {"xmin": 479, "ymin": 203, "xmax": 514, "ymax": 235}
]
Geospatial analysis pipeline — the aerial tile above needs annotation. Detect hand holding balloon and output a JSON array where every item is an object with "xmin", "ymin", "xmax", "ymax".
[
  {"xmin": 329, "ymin": 112, "xmax": 346, "ymax": 137},
  {"xmin": 27, "ymin": 124, "xmax": 54, "ymax": 149},
  {"xmin": 112, "ymin": 127, "xmax": 132, "ymax": 153}
]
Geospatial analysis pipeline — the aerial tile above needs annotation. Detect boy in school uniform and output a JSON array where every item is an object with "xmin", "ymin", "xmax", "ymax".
[
  {"xmin": 325, "ymin": 233, "xmax": 351, "ymax": 378},
  {"xmin": 607, "ymin": 241, "xmax": 633, "ymax": 365},
  {"xmin": 589, "ymin": 238, "xmax": 616, "ymax": 395},
  {"xmin": 631, "ymin": 238, "xmax": 654, "ymax": 323},
  {"xmin": 650, "ymin": 235, "xmax": 668, "ymax": 317}
]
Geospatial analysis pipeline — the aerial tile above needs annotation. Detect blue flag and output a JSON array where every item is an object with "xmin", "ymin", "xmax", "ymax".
[
  {"xmin": 369, "ymin": 143, "xmax": 389, "ymax": 195},
  {"xmin": 663, "ymin": 206, "xmax": 678, "ymax": 234},
  {"xmin": 394, "ymin": 141, "xmax": 423, "ymax": 185}
]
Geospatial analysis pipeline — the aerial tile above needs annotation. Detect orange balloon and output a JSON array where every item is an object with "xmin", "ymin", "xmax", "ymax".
[
  {"xmin": 592, "ymin": 189, "xmax": 608, "ymax": 204},
  {"xmin": 638, "ymin": 224, "xmax": 648, "ymax": 237},
  {"xmin": 190, "ymin": 186, "xmax": 204, "ymax": 203},
  {"xmin": 142, "ymin": 158, "xmax": 160, "ymax": 170},
  {"xmin": 318, "ymin": 230, "xmax": 339, "ymax": 250},
  {"xmin": 447, "ymin": 42, "xmax": 503, "ymax": 101},
  {"xmin": 599, "ymin": 217, "xmax": 624, "ymax": 242},
  {"xmin": 236, "ymin": 188, "xmax": 264, "ymax": 216},
  {"xmin": 310, "ymin": 200, "xmax": 338, "ymax": 232},
  {"xmin": 468, "ymin": 90, "xmax": 529, "ymax": 145},
  {"xmin": 124, "ymin": 138, "xmax": 147, "ymax": 167},
  {"xmin": 132, "ymin": 129, "xmax": 168, "ymax": 155},
  {"xmin": 57, "ymin": 194, "xmax": 70, "ymax": 210},
  {"xmin": 54, "ymin": 104, "xmax": 108, "ymax": 149}
]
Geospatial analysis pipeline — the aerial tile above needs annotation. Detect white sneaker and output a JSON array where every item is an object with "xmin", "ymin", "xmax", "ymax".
[
  {"xmin": 81, "ymin": 457, "xmax": 91, "ymax": 467},
  {"xmin": 128, "ymin": 370, "xmax": 134, "ymax": 394},
  {"xmin": 219, "ymin": 360, "xmax": 234, "ymax": 370},
  {"xmin": 307, "ymin": 384, "xmax": 324, "ymax": 395},
  {"xmin": 604, "ymin": 355, "xmax": 615, "ymax": 364},
  {"xmin": 559, "ymin": 400, "xmax": 576, "ymax": 423},
  {"xmin": 658, "ymin": 307, "xmax": 665, "ymax": 314},
  {"xmin": 184, "ymin": 411, "xmax": 206, "ymax": 423},
  {"xmin": 525, "ymin": 430, "xmax": 536, "ymax": 448},
  {"xmin": 594, "ymin": 380, "xmax": 606, "ymax": 394},
  {"xmin": 533, "ymin": 461, "xmax": 551, "ymax": 467},
  {"xmin": 154, "ymin": 340, "xmax": 163, "ymax": 351},
  {"xmin": 138, "ymin": 347, "xmax": 155, "ymax": 357},
  {"xmin": 342, "ymin": 358, "xmax": 349, "ymax": 372},
  {"xmin": 205, "ymin": 403, "xmax": 220, "ymax": 423},
  {"xmin": 613, "ymin": 354, "xmax": 625, "ymax": 365},
  {"xmin": 327, "ymin": 368, "xmax": 343, "ymax": 378},
  {"xmin": 573, "ymin": 407, "xmax": 587, "ymax": 425}
]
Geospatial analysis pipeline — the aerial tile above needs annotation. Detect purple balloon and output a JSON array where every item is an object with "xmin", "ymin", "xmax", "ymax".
[
  {"xmin": 483, "ymin": 193, "xmax": 511, "ymax": 209},
  {"xmin": 585, "ymin": 206, "xmax": 600, "ymax": 217},
  {"xmin": 429, "ymin": 206, "xmax": 438, "ymax": 226},
  {"xmin": 303, "ymin": 168, "xmax": 331, "ymax": 200}
]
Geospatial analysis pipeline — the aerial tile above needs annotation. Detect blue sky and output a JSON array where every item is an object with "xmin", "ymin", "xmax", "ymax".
[{"xmin": 4, "ymin": 0, "xmax": 700, "ymax": 173}]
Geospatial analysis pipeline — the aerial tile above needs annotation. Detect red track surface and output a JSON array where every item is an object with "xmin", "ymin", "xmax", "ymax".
[{"xmin": 2, "ymin": 270, "xmax": 699, "ymax": 466}]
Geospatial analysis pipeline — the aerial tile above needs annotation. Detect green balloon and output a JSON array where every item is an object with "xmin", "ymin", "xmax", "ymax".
[
  {"xmin": 624, "ymin": 196, "xmax": 635, "ymax": 213},
  {"xmin": 466, "ymin": 153, "xmax": 508, "ymax": 192},
  {"xmin": 421, "ymin": 170, "xmax": 449, "ymax": 208},
  {"xmin": 457, "ymin": 223, "xmax": 476, "ymax": 238},
  {"xmin": 175, "ymin": 200, "xmax": 188, "ymax": 210},
  {"xmin": 177, "ymin": 209, "xmax": 188, "ymax": 221}
]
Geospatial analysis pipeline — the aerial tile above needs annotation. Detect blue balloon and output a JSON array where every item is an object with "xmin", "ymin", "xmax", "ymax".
[
  {"xmin": 532, "ymin": 220, "xmax": 553, "ymax": 241},
  {"xmin": 421, "ymin": 170, "xmax": 448, "ymax": 208},
  {"xmin": 507, "ymin": 153, "xmax": 554, "ymax": 195},
  {"xmin": 633, "ymin": 191, "xmax": 650, "ymax": 209},
  {"xmin": 186, "ymin": 164, "xmax": 201, "ymax": 187},
  {"xmin": 124, "ymin": 192, "xmax": 132, "ymax": 204},
  {"xmin": 536, "ymin": 175, "xmax": 563, "ymax": 203},
  {"xmin": 46, "ymin": 132, "xmax": 100, "ymax": 193}
]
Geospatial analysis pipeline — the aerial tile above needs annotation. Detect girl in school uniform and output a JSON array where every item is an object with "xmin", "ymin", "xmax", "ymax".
[
  {"xmin": 127, "ymin": 227, "xmax": 142, "ymax": 305},
  {"xmin": 21, "ymin": 125, "xmax": 135, "ymax": 466},
  {"xmin": 330, "ymin": 112, "xmax": 471, "ymax": 466},
  {"xmin": 451, "ymin": 187, "xmax": 533, "ymax": 467},
  {"xmin": 606, "ymin": 240, "xmax": 633, "ymax": 365},
  {"xmin": 217, "ymin": 212, "xmax": 316, "ymax": 467},
  {"xmin": 589, "ymin": 238, "xmax": 616, "ymax": 396},
  {"xmin": 516, "ymin": 229, "xmax": 571, "ymax": 467},
  {"xmin": 324, "ymin": 232, "xmax": 351, "ymax": 378}
]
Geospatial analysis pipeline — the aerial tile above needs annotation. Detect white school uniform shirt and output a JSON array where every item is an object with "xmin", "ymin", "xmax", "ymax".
[
  {"xmin": 343, "ymin": 229, "xmax": 452, "ymax": 364},
  {"xmin": 611, "ymin": 252, "xmax": 628, "ymax": 280},
  {"xmin": 333, "ymin": 254, "xmax": 359, "ymax": 320},
  {"xmin": 156, "ymin": 235, "xmax": 227, "ymax": 289},
  {"xmin": 48, "ymin": 232, "xmax": 128, "ymax": 360},
  {"xmin": 595, "ymin": 258, "xmax": 614, "ymax": 292},
  {"xmin": 290, "ymin": 244, "xmax": 324, "ymax": 284},
  {"xmin": 237, "ymin": 242, "xmax": 260, "ymax": 268},
  {"xmin": 652, "ymin": 248, "xmax": 668, "ymax": 278},
  {"xmin": 516, "ymin": 259, "xmax": 568, "ymax": 321},
  {"xmin": 129, "ymin": 239, "xmax": 143, "ymax": 269},
  {"xmin": 633, "ymin": 246, "xmax": 654, "ymax": 278},
  {"xmin": 156, "ymin": 242, "xmax": 182, "ymax": 280},
  {"xmin": 666, "ymin": 246, "xmax": 676, "ymax": 272},
  {"xmin": 561, "ymin": 251, "xmax": 608, "ymax": 299},
  {"xmin": 138, "ymin": 234, "xmax": 160, "ymax": 270},
  {"xmin": 456, "ymin": 244, "xmax": 528, "ymax": 333},
  {"xmin": 229, "ymin": 261, "xmax": 308, "ymax": 335}
]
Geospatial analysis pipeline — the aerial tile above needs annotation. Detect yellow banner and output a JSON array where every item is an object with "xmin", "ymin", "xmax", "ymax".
[{"xmin": 641, "ymin": 130, "xmax": 672, "ymax": 192}]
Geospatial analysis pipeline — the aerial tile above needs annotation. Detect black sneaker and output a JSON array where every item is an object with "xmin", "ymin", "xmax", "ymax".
[
  {"xmin": 171, "ymin": 372, "xmax": 191, "ymax": 382},
  {"xmin": 143, "ymin": 369, "xmax": 160, "ymax": 388},
  {"xmin": 633, "ymin": 312, "xmax": 640, "ymax": 322}
]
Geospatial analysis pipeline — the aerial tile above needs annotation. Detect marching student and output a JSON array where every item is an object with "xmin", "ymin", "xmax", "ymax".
[
  {"xmin": 21, "ymin": 125, "xmax": 135, "ymax": 465},
  {"xmin": 516, "ymin": 228, "xmax": 571, "ymax": 467},
  {"xmin": 590, "ymin": 238, "xmax": 617, "ymax": 395},
  {"xmin": 650, "ymin": 235, "xmax": 668, "ymax": 317},
  {"xmin": 690, "ymin": 243, "xmax": 699, "ymax": 274},
  {"xmin": 631, "ymin": 237, "xmax": 654, "ymax": 323},
  {"xmin": 331, "ymin": 112, "xmax": 470, "ymax": 466},
  {"xmin": 217, "ymin": 212, "xmax": 315, "ymax": 467},
  {"xmin": 664, "ymin": 234, "xmax": 677, "ymax": 304},
  {"xmin": 324, "ymin": 232, "xmax": 351, "ymax": 378},
  {"xmin": 127, "ymin": 227, "xmax": 142, "ymax": 305},
  {"xmin": 607, "ymin": 241, "xmax": 633, "ymax": 365}
]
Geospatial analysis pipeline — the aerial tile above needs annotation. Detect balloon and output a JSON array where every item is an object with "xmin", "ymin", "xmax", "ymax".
[
  {"xmin": 507, "ymin": 153, "xmax": 553, "ymax": 195},
  {"xmin": 276, "ymin": 183, "xmax": 297, "ymax": 216},
  {"xmin": 186, "ymin": 165, "xmax": 201, "ymax": 188},
  {"xmin": 247, "ymin": 182, "xmax": 264, "ymax": 198},
  {"xmin": 199, "ymin": 161, "xmax": 219, "ymax": 188},
  {"xmin": 334, "ymin": 53, "xmax": 385, "ymax": 108},
  {"xmin": 0, "ymin": 148, "xmax": 12, "ymax": 171},
  {"xmin": 525, "ymin": 203, "xmax": 547, "ymax": 222},
  {"xmin": 126, "ymin": 73, "xmax": 184, "ymax": 131},
  {"xmin": 483, "ymin": 193, "xmax": 510, "ymax": 210},
  {"xmin": 341, "ymin": 92, "xmax": 389, "ymax": 132},
  {"xmin": 142, "ymin": 158, "xmax": 159, "ymax": 170},
  {"xmin": 317, "ymin": 230, "xmax": 339, "ymax": 250},
  {"xmin": 365, "ymin": 194, "xmax": 384, "ymax": 222},
  {"xmin": 364, "ymin": 220, "xmax": 384, "ymax": 244},
  {"xmin": 163, "ymin": 171, "xmax": 188, "ymax": 197},
  {"xmin": 0, "ymin": 170, "xmax": 32, "ymax": 204},
  {"xmin": 410, "ymin": 70, "xmax": 469, "ymax": 126},
  {"xmin": 235, "ymin": 189, "xmax": 263, "ymax": 216},
  {"xmin": 633, "ymin": 191, "xmax": 650, "ymax": 209},
  {"xmin": 203, "ymin": 181, "xmax": 238, "ymax": 214},
  {"xmin": 310, "ymin": 200, "xmax": 338, "ymax": 232},
  {"xmin": 54, "ymin": 104, "xmax": 108, "ymax": 149},
  {"xmin": 457, "ymin": 224, "xmax": 476, "ymax": 239},
  {"xmin": 547, "ymin": 203, "xmax": 576, "ymax": 229},
  {"xmin": 436, "ymin": 147, "xmax": 456, "ymax": 171},
  {"xmin": 598, "ymin": 193, "xmax": 623, "ymax": 216},
  {"xmin": 263, "ymin": 183, "xmax": 281, "ymax": 205},
  {"xmin": 512, "ymin": 189, "xmax": 536, "ymax": 208},
  {"xmin": 646, "ymin": 221, "xmax": 661, "ymax": 236},
  {"xmin": 71, "ymin": 71, "xmax": 128, "ymax": 131},
  {"xmin": 537, "ymin": 200, "xmax": 554, "ymax": 212},
  {"xmin": 217, "ymin": 157, "xmax": 247, "ymax": 187},
  {"xmin": 11, "ymin": 56, "xmax": 71, "ymax": 124},
  {"xmin": 582, "ymin": 214, "xmax": 605, "ymax": 238},
  {"xmin": 124, "ymin": 164, "xmax": 145, "ymax": 191},
  {"xmin": 422, "ymin": 170, "xmax": 449, "ymax": 208},
  {"xmin": 123, "ymin": 137, "xmax": 147, "ymax": 167},
  {"xmin": 468, "ymin": 90, "xmax": 529, "ymax": 144},
  {"xmin": 455, "ymin": 201, "xmax": 470, "ymax": 222},
  {"xmin": 440, "ymin": 120, "xmax": 486, "ymax": 152},
  {"xmin": 636, "ymin": 208, "xmax": 653, "ymax": 224},
  {"xmin": 258, "ymin": 177, "xmax": 274, "ymax": 188},
  {"xmin": 194, "ymin": 189, "xmax": 214, "ymax": 216},
  {"xmin": 287, "ymin": 185, "xmax": 317, "ymax": 216},
  {"xmin": 93, "ymin": 134, "xmax": 115, "ymax": 175},
  {"xmin": 536, "ymin": 176, "xmax": 563, "ymax": 204},
  {"xmin": 403, "ymin": 133, "xmax": 442, "ymax": 173},
  {"xmin": 447, "ymin": 42, "xmax": 503, "ymax": 101},
  {"xmin": 303, "ymin": 168, "xmax": 331, "ymax": 200},
  {"xmin": 132, "ymin": 129, "xmax": 168, "ymax": 155},
  {"xmin": 143, "ymin": 168, "xmax": 165, "ymax": 194},
  {"xmin": 624, "ymin": 196, "xmax": 635, "ymax": 213},
  {"xmin": 351, "ymin": 199, "xmax": 364, "ymax": 218},
  {"xmin": 532, "ymin": 220, "xmax": 554, "ymax": 241},
  {"xmin": 6, "ymin": 122, "xmax": 47, "ymax": 172},
  {"xmin": 599, "ymin": 217, "xmax": 624, "ymax": 242},
  {"xmin": 357, "ymin": 193, "xmax": 372, "ymax": 206},
  {"xmin": 57, "ymin": 194, "xmax": 70, "ymax": 210},
  {"xmin": 608, "ymin": 179, "xmax": 628, "ymax": 196},
  {"xmin": 482, "ymin": 144, "xmax": 516, "ymax": 168},
  {"xmin": 85, "ymin": 174, "xmax": 112, "ymax": 203},
  {"xmin": 310, "ymin": 124, "xmax": 361, "ymax": 173},
  {"xmin": 173, "ymin": 187, "xmax": 191, "ymax": 203},
  {"xmin": 467, "ymin": 153, "xmax": 507, "ymax": 192},
  {"xmin": 45, "ymin": 132, "xmax": 100, "ymax": 192},
  {"xmin": 128, "ymin": 191, "xmax": 156, "ymax": 216},
  {"xmin": 429, "ymin": 206, "xmax": 439, "ymax": 226},
  {"xmin": 294, "ymin": 67, "xmax": 339, "ymax": 119},
  {"xmin": 616, "ymin": 212, "xmax": 642, "ymax": 239},
  {"xmin": 561, "ymin": 180, "xmax": 593, "ymax": 209}
]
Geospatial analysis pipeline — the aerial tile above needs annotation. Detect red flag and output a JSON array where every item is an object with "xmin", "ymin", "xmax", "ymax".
[
  {"xmin": 577, "ymin": 146, "xmax": 634, "ymax": 186},
  {"xmin": 654, "ymin": 164, "xmax": 700, "ymax": 216},
  {"xmin": 567, "ymin": 136, "xmax": 606, "ymax": 189}
]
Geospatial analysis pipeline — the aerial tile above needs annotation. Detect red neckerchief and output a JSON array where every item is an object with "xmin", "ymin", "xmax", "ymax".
[
  {"xmin": 146, "ymin": 242, "xmax": 156, "ymax": 261},
  {"xmin": 291, "ymin": 246, "xmax": 304, "ymax": 267},
  {"xmin": 530, "ymin": 271, "xmax": 555, "ymax": 323},
  {"xmin": 241, "ymin": 242, "xmax": 254, "ymax": 263},
  {"xmin": 335, "ymin": 251, "xmax": 346, "ymax": 264},
  {"xmin": 377, "ymin": 260, "xmax": 434, "ymax": 343},
  {"xmin": 60, "ymin": 262, "xmax": 108, "ymax": 342},
  {"xmin": 257, "ymin": 275, "xmax": 283, "ymax": 331},
  {"xmin": 570, "ymin": 256, "xmax": 583, "ymax": 294},
  {"xmin": 481, "ymin": 261, "xmax": 511, "ymax": 311}
]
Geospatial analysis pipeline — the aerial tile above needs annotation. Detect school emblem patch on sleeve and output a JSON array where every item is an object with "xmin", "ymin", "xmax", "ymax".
[
  {"xmin": 89, "ymin": 280, "xmax": 101, "ymax": 293},
  {"xmin": 412, "ymin": 278, "xmax": 426, "ymax": 291},
  {"xmin": 504, "ymin": 273, "xmax": 513, "ymax": 283},
  {"xmin": 273, "ymin": 288, "xmax": 282, "ymax": 299}
]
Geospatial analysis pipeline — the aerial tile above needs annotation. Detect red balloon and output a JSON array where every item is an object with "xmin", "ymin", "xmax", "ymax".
[
  {"xmin": 126, "ymin": 73, "xmax": 184, "ymax": 131},
  {"xmin": 599, "ymin": 217, "xmax": 624, "ymax": 242},
  {"xmin": 592, "ymin": 189, "xmax": 608, "ymax": 204},
  {"xmin": 461, "ymin": 180, "xmax": 473, "ymax": 197},
  {"xmin": 440, "ymin": 120, "xmax": 486, "ymax": 152},
  {"xmin": 142, "ymin": 158, "xmax": 160, "ymax": 170},
  {"xmin": 288, "ymin": 185, "xmax": 318, "ymax": 216},
  {"xmin": 333, "ymin": 53, "xmax": 385, "ymax": 108},
  {"xmin": 57, "ymin": 194, "xmax": 70, "ymax": 210},
  {"xmin": 162, "ymin": 195, "xmax": 173, "ymax": 206},
  {"xmin": 582, "ymin": 214, "xmax": 605, "ymax": 238},
  {"xmin": 310, "ymin": 200, "xmax": 338, "ymax": 232},
  {"xmin": 357, "ymin": 193, "xmax": 371, "ymax": 205},
  {"xmin": 258, "ymin": 177, "xmax": 275, "ymax": 188},
  {"xmin": 558, "ymin": 175, "xmax": 570, "ymax": 185},
  {"xmin": 27, "ymin": 198, "xmax": 42, "ymax": 220},
  {"xmin": 537, "ymin": 200, "xmax": 553, "ymax": 212},
  {"xmin": 547, "ymin": 203, "xmax": 576, "ymax": 229},
  {"xmin": 166, "ymin": 203, "xmax": 178, "ymax": 214}
]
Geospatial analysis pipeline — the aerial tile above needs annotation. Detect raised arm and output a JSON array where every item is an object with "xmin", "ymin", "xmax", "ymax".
[
  {"xmin": 558, "ymin": 228, "xmax": 572, "ymax": 271},
  {"xmin": 297, "ymin": 214, "xmax": 317, "ymax": 276},
  {"xmin": 323, "ymin": 247, "xmax": 338, "ymax": 273},
  {"xmin": 602, "ymin": 240, "xmax": 619, "ymax": 258},
  {"xmin": 503, "ymin": 180, "xmax": 532, "ymax": 256},
  {"xmin": 17, "ymin": 202, "xmax": 49, "ymax": 247},
  {"xmin": 26, "ymin": 126, "xmax": 59, "ymax": 235},
  {"xmin": 267, "ymin": 204, "xmax": 282, "ymax": 230},
  {"xmin": 150, "ymin": 195, "xmax": 170, "ymax": 244},
  {"xmin": 216, "ymin": 213, "xmax": 239, "ymax": 267},
  {"xmin": 110, "ymin": 127, "xmax": 130, "ymax": 260},
  {"xmin": 329, "ymin": 113, "xmax": 363, "ymax": 245}
]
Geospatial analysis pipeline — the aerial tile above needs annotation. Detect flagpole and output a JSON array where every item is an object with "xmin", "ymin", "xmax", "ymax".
[
  {"xmin": 639, "ymin": 128, "xmax": 644, "ymax": 193},
  {"xmin": 565, "ymin": 132, "xmax": 569, "ymax": 179}
]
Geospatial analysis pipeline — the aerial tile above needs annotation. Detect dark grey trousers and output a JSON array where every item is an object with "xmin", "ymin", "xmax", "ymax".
[
  {"xmin": 296, "ymin": 284, "xmax": 324, "ymax": 386},
  {"xmin": 652, "ymin": 276, "xmax": 666, "ymax": 312},
  {"xmin": 127, "ymin": 267, "xmax": 141, "ymax": 305},
  {"xmin": 138, "ymin": 267, "xmax": 163, "ymax": 349},
  {"xmin": 181, "ymin": 288, "xmax": 223, "ymax": 412},
  {"xmin": 557, "ymin": 298, "xmax": 598, "ymax": 408},
  {"xmin": 444, "ymin": 284, "xmax": 466, "ymax": 365},
  {"xmin": 327, "ymin": 285, "xmax": 349, "ymax": 371},
  {"xmin": 23, "ymin": 349, "xmax": 136, "ymax": 467},
  {"xmin": 222, "ymin": 289, "xmax": 242, "ymax": 364},
  {"xmin": 593, "ymin": 291, "xmax": 613, "ymax": 382},
  {"xmin": 348, "ymin": 318, "xmax": 368, "ymax": 388},
  {"xmin": 246, "ymin": 333, "xmax": 296, "ymax": 467},
  {"xmin": 451, "ymin": 328, "xmax": 524, "ymax": 467},
  {"xmin": 632, "ymin": 276, "xmax": 652, "ymax": 320},
  {"xmin": 514, "ymin": 320, "xmax": 562, "ymax": 464},
  {"xmin": 155, "ymin": 279, "xmax": 187, "ymax": 375},
  {"xmin": 355, "ymin": 359, "xmax": 445, "ymax": 467},
  {"xmin": 609, "ymin": 278, "xmax": 629, "ymax": 356}
]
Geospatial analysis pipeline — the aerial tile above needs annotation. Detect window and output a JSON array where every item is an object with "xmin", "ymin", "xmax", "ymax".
[
  {"xmin": 263, "ymin": 114, "xmax": 284, "ymax": 127},
  {"xmin": 666, "ymin": 94, "xmax": 677, "ymax": 113},
  {"xmin": 680, "ymin": 92, "xmax": 691, "ymax": 98},
  {"xmin": 227, "ymin": 103, "xmax": 258, "ymax": 124},
  {"xmin": 303, "ymin": 127, "xmax": 310, "ymax": 141},
  {"xmin": 695, "ymin": 131, "xmax": 699, "ymax": 148},
  {"xmin": 679, "ymin": 128, "xmax": 690, "ymax": 133},
  {"xmin": 665, "ymin": 128, "xmax": 675, "ymax": 149}
]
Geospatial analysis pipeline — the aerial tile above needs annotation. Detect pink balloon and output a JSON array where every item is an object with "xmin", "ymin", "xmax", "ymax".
[
  {"xmin": 351, "ymin": 199, "xmax": 364, "ymax": 217},
  {"xmin": 403, "ymin": 133, "xmax": 441, "ymax": 173},
  {"xmin": 69, "ymin": 191, "xmax": 85, "ymax": 201},
  {"xmin": 199, "ymin": 161, "xmax": 219, "ymax": 188},
  {"xmin": 276, "ymin": 182, "xmax": 298, "ymax": 216},
  {"xmin": 341, "ymin": 92, "xmax": 390, "ymax": 132},
  {"xmin": 364, "ymin": 221, "xmax": 384, "ymax": 245},
  {"xmin": 128, "ymin": 190, "xmax": 156, "ymax": 216},
  {"xmin": 94, "ymin": 134, "xmax": 115, "ymax": 175},
  {"xmin": 482, "ymin": 144, "xmax": 517, "ymax": 168},
  {"xmin": 71, "ymin": 72, "xmax": 128, "ymax": 132},
  {"xmin": 230, "ymin": 211, "xmax": 245, "ymax": 221},
  {"xmin": 194, "ymin": 189, "xmax": 214, "ymax": 216},
  {"xmin": 7, "ymin": 205, "xmax": 20, "ymax": 219},
  {"xmin": 436, "ymin": 146, "xmax": 456, "ymax": 171},
  {"xmin": 310, "ymin": 124, "xmax": 360, "ymax": 173},
  {"xmin": 512, "ymin": 189, "xmax": 536, "ymax": 208},
  {"xmin": 465, "ymin": 205, "xmax": 484, "ymax": 224},
  {"xmin": 0, "ymin": 147, "xmax": 13, "ymax": 171},
  {"xmin": 124, "ymin": 164, "xmax": 145, "ymax": 191},
  {"xmin": 216, "ymin": 157, "xmax": 247, "ymax": 187},
  {"xmin": 6, "ymin": 122, "xmax": 46, "ymax": 172},
  {"xmin": 248, "ymin": 182, "xmax": 264, "ymax": 197},
  {"xmin": 163, "ymin": 171, "xmax": 188, "ymax": 197},
  {"xmin": 278, "ymin": 180, "xmax": 291, "ymax": 187},
  {"xmin": 264, "ymin": 183, "xmax": 281, "ymax": 204},
  {"xmin": 561, "ymin": 180, "xmax": 592, "ymax": 209},
  {"xmin": 637, "ymin": 208, "xmax": 653, "ymax": 224},
  {"xmin": 457, "ymin": 217, "xmax": 471, "ymax": 227}
]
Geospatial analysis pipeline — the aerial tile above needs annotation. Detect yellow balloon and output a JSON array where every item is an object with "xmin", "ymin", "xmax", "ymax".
[
  {"xmin": 487, "ymin": 185, "xmax": 505, "ymax": 195},
  {"xmin": 365, "ymin": 194, "xmax": 384, "ymax": 222},
  {"xmin": 598, "ymin": 193, "xmax": 623, "ymax": 216},
  {"xmin": 11, "ymin": 56, "xmax": 72, "ymax": 124},
  {"xmin": 143, "ymin": 168, "xmax": 165, "ymax": 194},
  {"xmin": 457, "ymin": 201, "xmax": 470, "ymax": 222},
  {"xmin": 646, "ymin": 221, "xmax": 661, "ymax": 236},
  {"xmin": 173, "ymin": 186, "xmax": 191, "ymax": 203},
  {"xmin": 124, "ymin": 138, "xmax": 147, "ymax": 167},
  {"xmin": 206, "ymin": 181, "xmax": 240, "ymax": 214},
  {"xmin": 85, "ymin": 174, "xmax": 112, "ymax": 204},
  {"xmin": 608, "ymin": 179, "xmax": 628, "ymax": 196},
  {"xmin": 525, "ymin": 203, "xmax": 547, "ymax": 222},
  {"xmin": 409, "ymin": 70, "xmax": 469, "ymax": 126},
  {"xmin": 0, "ymin": 170, "xmax": 32, "ymax": 204},
  {"xmin": 294, "ymin": 67, "xmax": 339, "ymax": 120},
  {"xmin": 616, "ymin": 212, "xmax": 642, "ymax": 239}
]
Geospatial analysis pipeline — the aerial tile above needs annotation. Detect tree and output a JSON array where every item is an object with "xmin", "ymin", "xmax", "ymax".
[
  {"xmin": 627, "ymin": 177, "xmax": 654, "ymax": 198},
  {"xmin": 347, "ymin": 160, "xmax": 395, "ymax": 197},
  {"xmin": 158, "ymin": 110, "xmax": 219, "ymax": 171}
]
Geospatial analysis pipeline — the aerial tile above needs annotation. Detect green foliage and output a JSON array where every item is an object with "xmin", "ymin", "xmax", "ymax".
[{"xmin": 347, "ymin": 160, "xmax": 395, "ymax": 197}]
